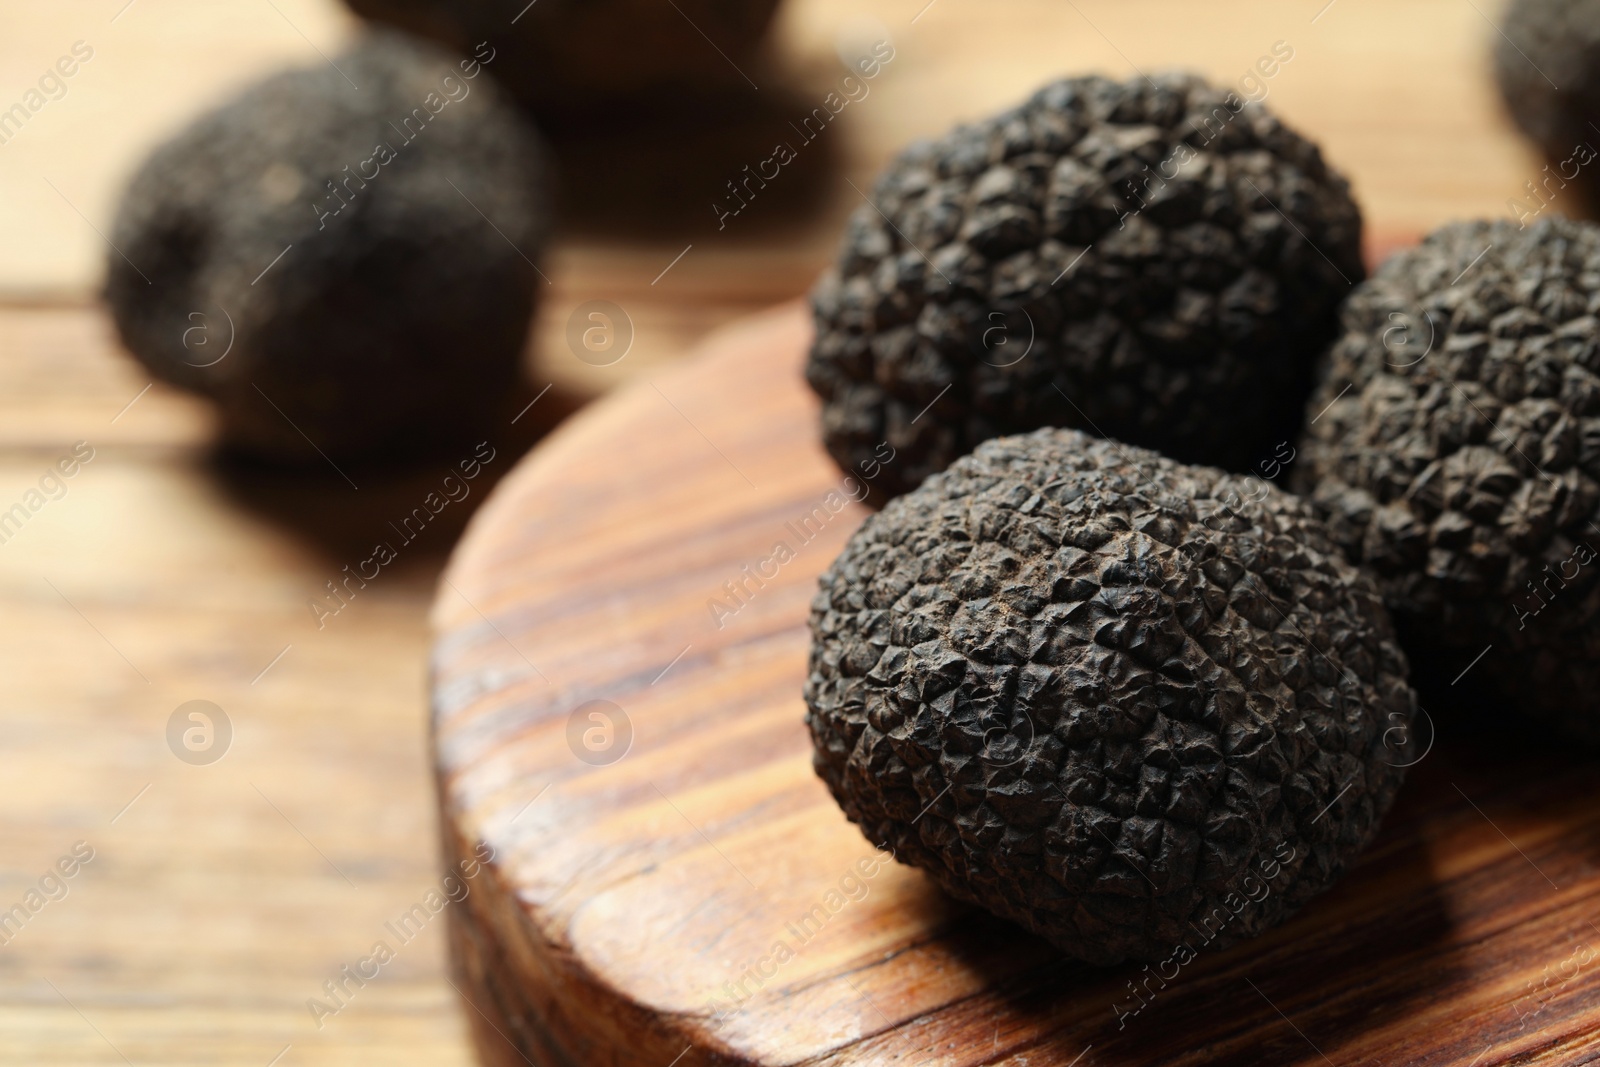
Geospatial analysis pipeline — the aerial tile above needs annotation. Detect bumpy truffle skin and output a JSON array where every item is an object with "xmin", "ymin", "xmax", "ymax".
[
  {"xmin": 105, "ymin": 30, "xmax": 548, "ymax": 464},
  {"xmin": 1495, "ymin": 0, "xmax": 1600, "ymax": 189},
  {"xmin": 806, "ymin": 428, "xmax": 1415, "ymax": 965},
  {"xmin": 1298, "ymin": 218, "xmax": 1600, "ymax": 741},
  {"xmin": 341, "ymin": 0, "xmax": 781, "ymax": 126},
  {"xmin": 806, "ymin": 73, "xmax": 1365, "ymax": 500}
]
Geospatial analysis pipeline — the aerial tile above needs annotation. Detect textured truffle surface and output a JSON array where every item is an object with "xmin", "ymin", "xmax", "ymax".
[
  {"xmin": 805, "ymin": 428, "xmax": 1415, "ymax": 964},
  {"xmin": 105, "ymin": 30, "xmax": 548, "ymax": 464},
  {"xmin": 1298, "ymin": 218, "xmax": 1600, "ymax": 741},
  {"xmin": 1496, "ymin": 0, "xmax": 1600, "ymax": 182},
  {"xmin": 342, "ymin": 0, "xmax": 781, "ymax": 125},
  {"xmin": 806, "ymin": 73, "xmax": 1365, "ymax": 500}
]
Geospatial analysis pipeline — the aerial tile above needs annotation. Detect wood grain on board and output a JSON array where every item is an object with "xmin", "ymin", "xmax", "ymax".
[{"xmin": 430, "ymin": 302, "xmax": 1600, "ymax": 1067}]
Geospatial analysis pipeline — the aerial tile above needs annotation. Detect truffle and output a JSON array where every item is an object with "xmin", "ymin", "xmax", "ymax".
[
  {"xmin": 805, "ymin": 428, "xmax": 1416, "ymax": 965},
  {"xmin": 340, "ymin": 0, "xmax": 782, "ymax": 127},
  {"xmin": 105, "ymin": 29, "xmax": 549, "ymax": 464},
  {"xmin": 806, "ymin": 73, "xmax": 1365, "ymax": 500},
  {"xmin": 1297, "ymin": 217, "xmax": 1600, "ymax": 741},
  {"xmin": 1495, "ymin": 0, "xmax": 1600, "ymax": 211}
]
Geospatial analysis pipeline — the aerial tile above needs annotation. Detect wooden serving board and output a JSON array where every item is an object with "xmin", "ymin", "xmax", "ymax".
[{"xmin": 429, "ymin": 300, "xmax": 1600, "ymax": 1067}]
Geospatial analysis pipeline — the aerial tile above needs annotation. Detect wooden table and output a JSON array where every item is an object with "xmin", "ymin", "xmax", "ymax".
[{"xmin": 0, "ymin": 1, "xmax": 1560, "ymax": 1063}]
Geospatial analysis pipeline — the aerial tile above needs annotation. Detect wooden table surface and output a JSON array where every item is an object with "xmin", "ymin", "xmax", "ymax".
[{"xmin": 0, "ymin": 1, "xmax": 1561, "ymax": 1063}]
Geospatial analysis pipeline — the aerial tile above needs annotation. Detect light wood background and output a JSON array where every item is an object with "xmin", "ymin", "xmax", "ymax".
[{"xmin": 0, "ymin": 0, "xmax": 1561, "ymax": 1064}]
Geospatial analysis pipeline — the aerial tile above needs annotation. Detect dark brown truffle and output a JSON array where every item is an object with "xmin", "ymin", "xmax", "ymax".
[
  {"xmin": 1297, "ymin": 217, "xmax": 1600, "ymax": 742},
  {"xmin": 104, "ymin": 29, "xmax": 548, "ymax": 465},
  {"xmin": 340, "ymin": 0, "xmax": 782, "ymax": 128},
  {"xmin": 1495, "ymin": 0, "xmax": 1600, "ymax": 212},
  {"xmin": 806, "ymin": 73, "xmax": 1365, "ymax": 500},
  {"xmin": 805, "ymin": 427, "xmax": 1416, "ymax": 965}
]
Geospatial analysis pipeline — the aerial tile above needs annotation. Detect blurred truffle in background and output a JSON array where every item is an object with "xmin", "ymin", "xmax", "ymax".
[
  {"xmin": 341, "ymin": 0, "xmax": 784, "ymax": 127},
  {"xmin": 340, "ymin": 0, "xmax": 838, "ymax": 233},
  {"xmin": 105, "ymin": 28, "xmax": 550, "ymax": 466},
  {"xmin": 1495, "ymin": 0, "xmax": 1600, "ymax": 211}
]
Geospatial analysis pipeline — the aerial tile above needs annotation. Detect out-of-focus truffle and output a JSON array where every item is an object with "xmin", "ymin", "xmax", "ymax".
[
  {"xmin": 105, "ymin": 29, "xmax": 549, "ymax": 464},
  {"xmin": 1297, "ymin": 217, "xmax": 1600, "ymax": 742},
  {"xmin": 1495, "ymin": 0, "xmax": 1600, "ymax": 211},
  {"xmin": 340, "ymin": 0, "xmax": 782, "ymax": 127},
  {"xmin": 806, "ymin": 427, "xmax": 1416, "ymax": 964},
  {"xmin": 806, "ymin": 73, "xmax": 1365, "ymax": 500}
]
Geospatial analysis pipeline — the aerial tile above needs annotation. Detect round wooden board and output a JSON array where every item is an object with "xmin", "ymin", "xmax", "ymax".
[{"xmin": 430, "ymin": 300, "xmax": 1600, "ymax": 1067}]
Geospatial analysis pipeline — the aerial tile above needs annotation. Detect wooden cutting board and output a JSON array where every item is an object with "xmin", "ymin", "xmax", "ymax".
[{"xmin": 428, "ymin": 299, "xmax": 1600, "ymax": 1067}]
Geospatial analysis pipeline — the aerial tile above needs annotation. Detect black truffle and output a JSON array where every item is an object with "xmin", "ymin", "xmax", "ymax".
[
  {"xmin": 806, "ymin": 73, "xmax": 1365, "ymax": 500},
  {"xmin": 805, "ymin": 428, "xmax": 1416, "ymax": 965},
  {"xmin": 1495, "ymin": 0, "xmax": 1600, "ymax": 209},
  {"xmin": 340, "ymin": 0, "xmax": 782, "ymax": 127},
  {"xmin": 1297, "ymin": 218, "xmax": 1600, "ymax": 741},
  {"xmin": 105, "ymin": 30, "xmax": 549, "ymax": 464}
]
